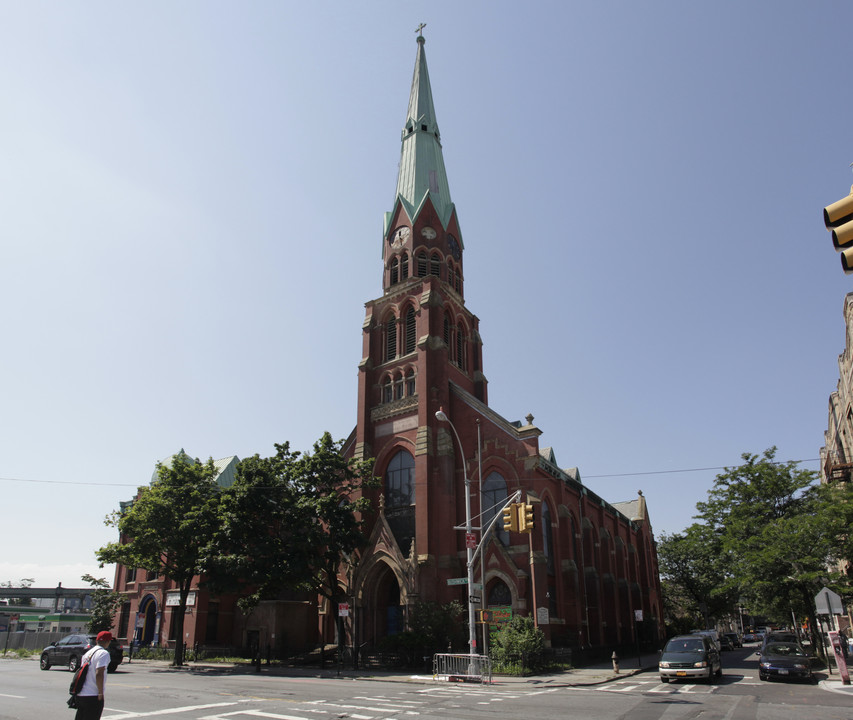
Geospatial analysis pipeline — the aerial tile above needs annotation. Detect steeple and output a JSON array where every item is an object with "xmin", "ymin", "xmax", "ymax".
[{"xmin": 387, "ymin": 32, "xmax": 456, "ymax": 234}]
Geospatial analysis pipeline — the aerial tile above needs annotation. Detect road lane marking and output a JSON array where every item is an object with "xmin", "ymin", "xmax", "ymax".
[
  {"xmin": 198, "ymin": 713, "xmax": 309, "ymax": 720},
  {"xmin": 103, "ymin": 699, "xmax": 253, "ymax": 718}
]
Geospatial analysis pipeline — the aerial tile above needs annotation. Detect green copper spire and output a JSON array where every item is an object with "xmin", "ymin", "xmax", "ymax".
[{"xmin": 390, "ymin": 33, "xmax": 455, "ymax": 231}]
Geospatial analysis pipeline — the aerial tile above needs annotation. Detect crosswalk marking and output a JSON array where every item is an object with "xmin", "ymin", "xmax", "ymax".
[{"xmin": 104, "ymin": 700, "xmax": 252, "ymax": 719}]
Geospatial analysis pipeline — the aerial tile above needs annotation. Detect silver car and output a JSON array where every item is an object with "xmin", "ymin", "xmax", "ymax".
[{"xmin": 659, "ymin": 634, "xmax": 723, "ymax": 683}]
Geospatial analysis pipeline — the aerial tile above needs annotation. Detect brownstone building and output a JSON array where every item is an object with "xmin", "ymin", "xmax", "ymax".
[{"xmin": 334, "ymin": 32, "xmax": 663, "ymax": 653}]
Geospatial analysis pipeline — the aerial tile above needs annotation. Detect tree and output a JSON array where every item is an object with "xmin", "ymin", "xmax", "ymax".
[
  {"xmin": 694, "ymin": 448, "xmax": 853, "ymax": 655},
  {"xmin": 657, "ymin": 523, "xmax": 738, "ymax": 629},
  {"xmin": 96, "ymin": 453, "xmax": 221, "ymax": 666},
  {"xmin": 82, "ymin": 574, "xmax": 125, "ymax": 634},
  {"xmin": 490, "ymin": 615, "xmax": 545, "ymax": 670},
  {"xmin": 202, "ymin": 434, "xmax": 375, "ymax": 619}
]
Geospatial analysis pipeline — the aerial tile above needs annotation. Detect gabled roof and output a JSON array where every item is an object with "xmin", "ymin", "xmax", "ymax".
[
  {"xmin": 613, "ymin": 491, "xmax": 649, "ymax": 524},
  {"xmin": 150, "ymin": 451, "xmax": 239, "ymax": 488}
]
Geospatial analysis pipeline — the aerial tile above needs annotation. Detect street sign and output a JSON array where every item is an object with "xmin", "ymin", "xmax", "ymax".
[
  {"xmin": 338, "ymin": 602, "xmax": 349, "ymax": 617},
  {"xmin": 469, "ymin": 596, "xmax": 481, "ymax": 604},
  {"xmin": 447, "ymin": 577, "xmax": 468, "ymax": 586},
  {"xmin": 466, "ymin": 532, "xmax": 477, "ymax": 549},
  {"xmin": 471, "ymin": 583, "xmax": 483, "ymax": 590},
  {"xmin": 815, "ymin": 587, "xmax": 844, "ymax": 615}
]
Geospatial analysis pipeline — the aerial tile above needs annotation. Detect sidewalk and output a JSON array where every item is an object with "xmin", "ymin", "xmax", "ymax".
[
  {"xmin": 143, "ymin": 652, "xmax": 660, "ymax": 688},
  {"xmin": 161, "ymin": 652, "xmax": 853, "ymax": 695}
]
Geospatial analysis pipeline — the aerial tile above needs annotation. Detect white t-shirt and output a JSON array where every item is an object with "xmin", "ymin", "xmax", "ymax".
[{"xmin": 78, "ymin": 645, "xmax": 110, "ymax": 697}]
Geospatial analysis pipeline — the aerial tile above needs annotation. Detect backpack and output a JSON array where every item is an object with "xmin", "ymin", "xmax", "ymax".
[
  {"xmin": 68, "ymin": 659, "xmax": 90, "ymax": 695},
  {"xmin": 67, "ymin": 647, "xmax": 100, "ymax": 709}
]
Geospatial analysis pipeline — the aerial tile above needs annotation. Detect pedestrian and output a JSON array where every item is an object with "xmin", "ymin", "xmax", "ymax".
[{"xmin": 75, "ymin": 631, "xmax": 112, "ymax": 720}]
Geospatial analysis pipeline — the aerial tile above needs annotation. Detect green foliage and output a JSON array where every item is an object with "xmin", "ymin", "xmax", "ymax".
[
  {"xmin": 380, "ymin": 601, "xmax": 467, "ymax": 661},
  {"xmin": 409, "ymin": 600, "xmax": 467, "ymax": 652},
  {"xmin": 82, "ymin": 574, "xmax": 125, "ymax": 633},
  {"xmin": 657, "ymin": 521, "xmax": 739, "ymax": 628},
  {"xmin": 489, "ymin": 615, "xmax": 545, "ymax": 670},
  {"xmin": 201, "ymin": 433, "xmax": 375, "ymax": 614},
  {"xmin": 97, "ymin": 452, "xmax": 222, "ymax": 665},
  {"xmin": 660, "ymin": 447, "xmax": 853, "ymax": 651}
]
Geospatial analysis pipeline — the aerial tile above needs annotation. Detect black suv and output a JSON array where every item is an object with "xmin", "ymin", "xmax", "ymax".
[{"xmin": 40, "ymin": 633, "xmax": 123, "ymax": 673}]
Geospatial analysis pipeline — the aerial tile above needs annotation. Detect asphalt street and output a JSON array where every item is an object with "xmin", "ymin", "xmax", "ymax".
[{"xmin": 1, "ymin": 645, "xmax": 851, "ymax": 720}]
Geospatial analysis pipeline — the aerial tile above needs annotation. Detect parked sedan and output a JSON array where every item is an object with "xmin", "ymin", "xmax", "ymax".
[
  {"xmin": 758, "ymin": 641, "xmax": 813, "ymax": 682},
  {"xmin": 761, "ymin": 631, "xmax": 799, "ymax": 650},
  {"xmin": 40, "ymin": 634, "xmax": 124, "ymax": 673}
]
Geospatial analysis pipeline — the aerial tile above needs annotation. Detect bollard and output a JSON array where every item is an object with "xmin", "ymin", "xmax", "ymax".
[{"xmin": 611, "ymin": 651, "xmax": 620, "ymax": 673}]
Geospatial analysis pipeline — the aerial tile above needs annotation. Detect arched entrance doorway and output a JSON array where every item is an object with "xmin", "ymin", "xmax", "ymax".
[
  {"xmin": 361, "ymin": 562, "xmax": 404, "ymax": 647},
  {"xmin": 136, "ymin": 595, "xmax": 158, "ymax": 646}
]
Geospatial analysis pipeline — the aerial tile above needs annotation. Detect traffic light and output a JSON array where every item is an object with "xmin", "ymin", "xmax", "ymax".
[
  {"xmin": 502, "ymin": 503, "xmax": 519, "ymax": 532},
  {"xmin": 518, "ymin": 503, "xmax": 535, "ymax": 533},
  {"xmin": 824, "ymin": 186, "xmax": 853, "ymax": 273}
]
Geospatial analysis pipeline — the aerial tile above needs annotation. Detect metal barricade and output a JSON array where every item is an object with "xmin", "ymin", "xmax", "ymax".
[{"xmin": 432, "ymin": 653, "xmax": 492, "ymax": 684}]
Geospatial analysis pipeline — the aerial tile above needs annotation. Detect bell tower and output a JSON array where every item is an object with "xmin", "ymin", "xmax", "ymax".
[
  {"xmin": 346, "ymin": 32, "xmax": 489, "ymax": 618},
  {"xmin": 353, "ymin": 31, "xmax": 487, "ymax": 466}
]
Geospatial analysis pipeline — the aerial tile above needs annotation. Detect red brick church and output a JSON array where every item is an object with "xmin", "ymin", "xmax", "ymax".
[
  {"xmin": 333, "ymin": 31, "xmax": 663, "ymax": 653},
  {"xmin": 110, "ymin": 32, "xmax": 662, "ymax": 658}
]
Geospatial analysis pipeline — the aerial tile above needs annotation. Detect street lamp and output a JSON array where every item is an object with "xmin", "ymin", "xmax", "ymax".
[{"xmin": 435, "ymin": 407, "xmax": 478, "ymax": 662}]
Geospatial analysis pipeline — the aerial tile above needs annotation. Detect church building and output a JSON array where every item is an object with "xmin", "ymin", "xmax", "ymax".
[
  {"xmin": 336, "ymin": 32, "xmax": 663, "ymax": 653},
  {"xmin": 108, "ymin": 32, "xmax": 663, "ymax": 660}
]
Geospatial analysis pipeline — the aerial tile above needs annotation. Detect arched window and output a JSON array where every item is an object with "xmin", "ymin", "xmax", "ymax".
[
  {"xmin": 384, "ymin": 316, "xmax": 397, "ymax": 361},
  {"xmin": 455, "ymin": 322, "xmax": 466, "ymax": 370},
  {"xmin": 394, "ymin": 373, "xmax": 404, "ymax": 400},
  {"xmin": 386, "ymin": 450, "xmax": 415, "ymax": 507},
  {"xmin": 570, "ymin": 514, "xmax": 579, "ymax": 561},
  {"xmin": 416, "ymin": 252, "xmax": 427, "ymax": 277},
  {"xmin": 447, "ymin": 260, "xmax": 462, "ymax": 293},
  {"xmin": 542, "ymin": 502, "xmax": 555, "ymax": 575},
  {"xmin": 488, "ymin": 580, "xmax": 512, "ymax": 607},
  {"xmin": 482, "ymin": 471, "xmax": 509, "ymax": 546},
  {"xmin": 385, "ymin": 450, "xmax": 415, "ymax": 556},
  {"xmin": 404, "ymin": 307, "xmax": 416, "ymax": 355},
  {"xmin": 405, "ymin": 369, "xmax": 416, "ymax": 396},
  {"xmin": 382, "ymin": 376, "xmax": 393, "ymax": 403},
  {"xmin": 400, "ymin": 254, "xmax": 409, "ymax": 280},
  {"xmin": 390, "ymin": 257, "xmax": 399, "ymax": 285},
  {"xmin": 443, "ymin": 314, "xmax": 451, "ymax": 349},
  {"xmin": 429, "ymin": 254, "xmax": 441, "ymax": 277}
]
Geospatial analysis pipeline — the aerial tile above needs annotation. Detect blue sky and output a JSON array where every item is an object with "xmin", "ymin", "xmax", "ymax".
[{"xmin": 2, "ymin": 1, "xmax": 853, "ymax": 589}]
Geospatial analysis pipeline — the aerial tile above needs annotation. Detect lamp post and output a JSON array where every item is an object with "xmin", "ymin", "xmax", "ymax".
[{"xmin": 435, "ymin": 407, "xmax": 478, "ymax": 662}]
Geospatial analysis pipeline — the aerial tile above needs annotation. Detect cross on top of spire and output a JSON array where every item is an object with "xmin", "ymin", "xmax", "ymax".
[{"xmin": 415, "ymin": 22, "xmax": 426, "ymax": 38}]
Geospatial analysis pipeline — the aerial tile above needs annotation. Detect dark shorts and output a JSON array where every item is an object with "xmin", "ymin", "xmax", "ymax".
[{"xmin": 74, "ymin": 695, "xmax": 104, "ymax": 720}]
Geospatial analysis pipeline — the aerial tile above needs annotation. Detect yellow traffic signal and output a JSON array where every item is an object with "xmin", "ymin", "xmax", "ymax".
[
  {"xmin": 502, "ymin": 504, "xmax": 519, "ymax": 532},
  {"xmin": 518, "ymin": 503, "xmax": 535, "ymax": 533},
  {"xmin": 824, "ymin": 187, "xmax": 853, "ymax": 273}
]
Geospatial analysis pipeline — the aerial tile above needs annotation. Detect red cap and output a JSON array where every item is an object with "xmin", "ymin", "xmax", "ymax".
[{"xmin": 96, "ymin": 631, "xmax": 113, "ymax": 643}]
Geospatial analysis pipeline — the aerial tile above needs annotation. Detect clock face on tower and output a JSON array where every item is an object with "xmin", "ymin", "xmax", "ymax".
[
  {"xmin": 390, "ymin": 226, "xmax": 411, "ymax": 249},
  {"xmin": 447, "ymin": 234, "xmax": 461, "ymax": 260}
]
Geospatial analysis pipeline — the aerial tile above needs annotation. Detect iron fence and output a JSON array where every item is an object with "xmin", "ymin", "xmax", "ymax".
[{"xmin": 432, "ymin": 653, "xmax": 492, "ymax": 683}]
